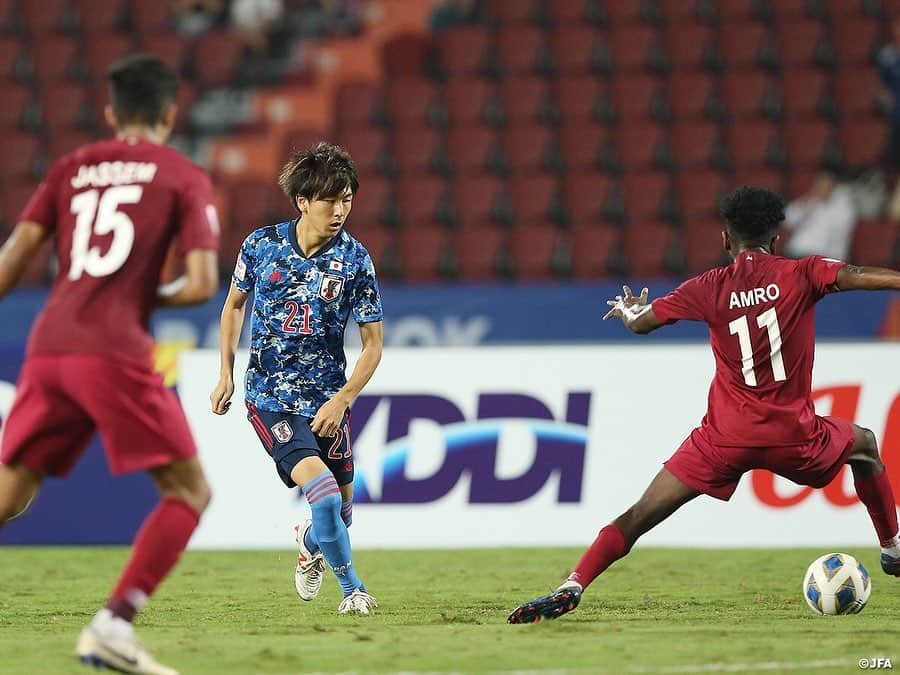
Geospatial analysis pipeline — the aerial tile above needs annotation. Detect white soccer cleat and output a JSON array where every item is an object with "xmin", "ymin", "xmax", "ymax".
[
  {"xmin": 338, "ymin": 589, "xmax": 378, "ymax": 615},
  {"xmin": 294, "ymin": 520, "xmax": 326, "ymax": 601},
  {"xmin": 75, "ymin": 626, "xmax": 178, "ymax": 675}
]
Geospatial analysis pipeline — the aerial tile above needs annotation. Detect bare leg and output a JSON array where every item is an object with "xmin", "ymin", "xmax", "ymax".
[{"xmin": 0, "ymin": 463, "xmax": 43, "ymax": 527}]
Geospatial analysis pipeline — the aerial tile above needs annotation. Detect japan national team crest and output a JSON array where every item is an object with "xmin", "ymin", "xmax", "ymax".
[
  {"xmin": 270, "ymin": 420, "xmax": 293, "ymax": 443},
  {"xmin": 319, "ymin": 273, "xmax": 344, "ymax": 302}
]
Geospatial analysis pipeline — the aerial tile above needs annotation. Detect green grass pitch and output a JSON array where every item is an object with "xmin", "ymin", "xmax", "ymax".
[{"xmin": 0, "ymin": 547, "xmax": 897, "ymax": 674}]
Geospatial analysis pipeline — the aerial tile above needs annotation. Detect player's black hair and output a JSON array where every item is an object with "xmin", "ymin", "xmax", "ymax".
[
  {"xmin": 107, "ymin": 54, "xmax": 178, "ymax": 127},
  {"xmin": 279, "ymin": 142, "xmax": 359, "ymax": 211},
  {"xmin": 719, "ymin": 186, "xmax": 785, "ymax": 248}
]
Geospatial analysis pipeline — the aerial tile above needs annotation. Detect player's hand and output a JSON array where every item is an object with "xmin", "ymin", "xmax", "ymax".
[
  {"xmin": 603, "ymin": 285, "xmax": 649, "ymax": 321},
  {"xmin": 311, "ymin": 397, "xmax": 348, "ymax": 437},
  {"xmin": 210, "ymin": 376, "xmax": 234, "ymax": 415}
]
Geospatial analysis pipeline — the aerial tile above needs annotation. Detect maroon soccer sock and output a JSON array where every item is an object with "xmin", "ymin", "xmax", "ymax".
[
  {"xmin": 854, "ymin": 470, "xmax": 900, "ymax": 547},
  {"xmin": 568, "ymin": 524, "xmax": 631, "ymax": 590},
  {"xmin": 107, "ymin": 498, "xmax": 200, "ymax": 622}
]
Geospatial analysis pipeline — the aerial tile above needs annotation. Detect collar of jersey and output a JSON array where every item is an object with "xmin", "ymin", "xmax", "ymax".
[{"xmin": 286, "ymin": 218, "xmax": 342, "ymax": 260}]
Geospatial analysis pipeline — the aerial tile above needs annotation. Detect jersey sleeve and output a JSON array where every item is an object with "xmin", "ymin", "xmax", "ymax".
[
  {"xmin": 19, "ymin": 159, "xmax": 64, "ymax": 231},
  {"xmin": 651, "ymin": 274, "xmax": 710, "ymax": 324},
  {"xmin": 232, "ymin": 234, "xmax": 256, "ymax": 293},
  {"xmin": 351, "ymin": 251, "xmax": 384, "ymax": 324},
  {"xmin": 801, "ymin": 255, "xmax": 846, "ymax": 299},
  {"xmin": 176, "ymin": 169, "xmax": 220, "ymax": 253}
]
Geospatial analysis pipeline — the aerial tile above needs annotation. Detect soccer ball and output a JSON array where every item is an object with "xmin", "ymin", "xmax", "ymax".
[{"xmin": 803, "ymin": 553, "xmax": 871, "ymax": 615}]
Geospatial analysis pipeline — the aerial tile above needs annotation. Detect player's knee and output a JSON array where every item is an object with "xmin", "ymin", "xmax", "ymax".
[{"xmin": 853, "ymin": 427, "xmax": 882, "ymax": 466}]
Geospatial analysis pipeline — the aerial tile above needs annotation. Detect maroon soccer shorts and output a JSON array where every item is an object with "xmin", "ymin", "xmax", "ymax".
[
  {"xmin": 1, "ymin": 354, "xmax": 197, "ymax": 476},
  {"xmin": 664, "ymin": 415, "xmax": 857, "ymax": 501}
]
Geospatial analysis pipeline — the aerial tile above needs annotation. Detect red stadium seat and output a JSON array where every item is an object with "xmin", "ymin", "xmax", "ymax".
[
  {"xmin": 0, "ymin": 84, "xmax": 31, "ymax": 130},
  {"xmin": 671, "ymin": 121, "xmax": 724, "ymax": 169},
  {"xmin": 0, "ymin": 180, "xmax": 39, "ymax": 228},
  {"xmin": 281, "ymin": 127, "xmax": 322, "ymax": 156},
  {"xmin": 384, "ymin": 78, "xmax": 442, "ymax": 128},
  {"xmin": 771, "ymin": 0, "xmax": 825, "ymax": 19},
  {"xmin": 783, "ymin": 120, "xmax": 836, "ymax": 169},
  {"xmin": 381, "ymin": 34, "xmax": 429, "ymax": 78},
  {"xmin": 727, "ymin": 121, "xmax": 784, "ymax": 170},
  {"xmin": 334, "ymin": 82, "xmax": 384, "ymax": 130},
  {"xmin": 833, "ymin": 68, "xmax": 883, "ymax": 119},
  {"xmin": 435, "ymin": 27, "xmax": 490, "ymax": 77},
  {"xmin": 33, "ymin": 36, "xmax": 82, "ymax": 81},
  {"xmin": 83, "ymin": 33, "xmax": 133, "ymax": 80},
  {"xmin": 451, "ymin": 175, "xmax": 509, "ymax": 226},
  {"xmin": 676, "ymin": 171, "xmax": 727, "ymax": 221},
  {"xmin": 775, "ymin": 19, "xmax": 833, "ymax": 69},
  {"xmin": 72, "ymin": 0, "xmax": 128, "ymax": 34},
  {"xmin": 139, "ymin": 32, "xmax": 190, "ymax": 75},
  {"xmin": 608, "ymin": 25, "xmax": 664, "ymax": 73},
  {"xmin": 832, "ymin": 18, "xmax": 880, "ymax": 66},
  {"xmin": 397, "ymin": 176, "xmax": 451, "ymax": 227},
  {"xmin": 615, "ymin": 122, "xmax": 672, "ymax": 172},
  {"xmin": 720, "ymin": 24, "xmax": 776, "ymax": 70},
  {"xmin": 192, "ymin": 31, "xmax": 244, "ymax": 88},
  {"xmin": 0, "ymin": 36, "xmax": 25, "ymax": 81},
  {"xmin": 335, "ymin": 129, "xmax": 388, "ymax": 175},
  {"xmin": 562, "ymin": 172, "xmax": 618, "ymax": 224},
  {"xmin": 39, "ymin": 82, "xmax": 90, "ymax": 130},
  {"xmin": 447, "ymin": 125, "xmax": 502, "ymax": 174},
  {"xmin": 658, "ymin": 0, "xmax": 704, "ymax": 24},
  {"xmin": 499, "ymin": 76, "xmax": 556, "ymax": 126},
  {"xmin": 557, "ymin": 75, "xmax": 607, "ymax": 123},
  {"xmin": 730, "ymin": 170, "xmax": 785, "ymax": 194},
  {"xmin": 622, "ymin": 222, "xmax": 678, "ymax": 277},
  {"xmin": 503, "ymin": 124, "xmax": 559, "ymax": 174},
  {"xmin": 345, "ymin": 174, "xmax": 391, "ymax": 227},
  {"xmin": 545, "ymin": 0, "xmax": 601, "ymax": 25},
  {"xmin": 722, "ymin": 72, "xmax": 780, "ymax": 119},
  {"xmin": 21, "ymin": 0, "xmax": 69, "ymax": 35},
  {"xmin": 508, "ymin": 173, "xmax": 560, "ymax": 224},
  {"xmin": 716, "ymin": 0, "xmax": 769, "ymax": 22},
  {"xmin": 559, "ymin": 123, "xmax": 608, "ymax": 172},
  {"xmin": 0, "ymin": 133, "xmax": 41, "ymax": 181},
  {"xmin": 838, "ymin": 120, "xmax": 887, "ymax": 166},
  {"xmin": 780, "ymin": 69, "xmax": 829, "ymax": 120},
  {"xmin": 605, "ymin": 0, "xmax": 662, "ymax": 24},
  {"xmin": 570, "ymin": 223, "xmax": 620, "ymax": 279},
  {"xmin": 391, "ymin": 127, "xmax": 445, "ymax": 175},
  {"xmin": 667, "ymin": 73, "xmax": 722, "ymax": 121},
  {"xmin": 611, "ymin": 75, "xmax": 666, "ymax": 122},
  {"xmin": 550, "ymin": 26, "xmax": 601, "ymax": 76},
  {"xmin": 445, "ymin": 78, "xmax": 501, "ymax": 127},
  {"xmin": 399, "ymin": 225, "xmax": 449, "ymax": 282},
  {"xmin": 130, "ymin": 1, "xmax": 174, "ymax": 33},
  {"xmin": 350, "ymin": 224, "xmax": 393, "ymax": 271},
  {"xmin": 623, "ymin": 172, "xmax": 675, "ymax": 224},
  {"xmin": 223, "ymin": 180, "xmax": 272, "ymax": 233},
  {"xmin": 454, "ymin": 224, "xmax": 508, "ymax": 281},
  {"xmin": 486, "ymin": 0, "xmax": 544, "ymax": 24},
  {"xmin": 786, "ymin": 169, "xmax": 817, "ymax": 200},
  {"xmin": 495, "ymin": 26, "xmax": 550, "ymax": 76},
  {"xmin": 683, "ymin": 221, "xmax": 730, "ymax": 274},
  {"xmin": 665, "ymin": 24, "xmax": 717, "ymax": 72},
  {"xmin": 511, "ymin": 224, "xmax": 561, "ymax": 280},
  {"xmin": 851, "ymin": 219, "xmax": 899, "ymax": 268}
]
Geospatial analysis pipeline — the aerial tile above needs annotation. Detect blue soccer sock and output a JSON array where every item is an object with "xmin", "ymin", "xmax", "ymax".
[
  {"xmin": 341, "ymin": 499, "xmax": 352, "ymax": 528},
  {"xmin": 302, "ymin": 524, "xmax": 320, "ymax": 555},
  {"xmin": 303, "ymin": 471, "xmax": 363, "ymax": 597}
]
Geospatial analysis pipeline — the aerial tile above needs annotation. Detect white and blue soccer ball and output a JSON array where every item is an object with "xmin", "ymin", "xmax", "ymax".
[{"xmin": 803, "ymin": 553, "xmax": 871, "ymax": 615}]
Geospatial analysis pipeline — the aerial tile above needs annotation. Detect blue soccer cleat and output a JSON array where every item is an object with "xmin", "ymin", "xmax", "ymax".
[
  {"xmin": 881, "ymin": 552, "xmax": 900, "ymax": 577},
  {"xmin": 507, "ymin": 585, "xmax": 582, "ymax": 624}
]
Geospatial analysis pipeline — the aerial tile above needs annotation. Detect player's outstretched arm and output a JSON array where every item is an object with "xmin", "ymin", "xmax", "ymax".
[
  {"xmin": 210, "ymin": 282, "xmax": 248, "ymax": 415},
  {"xmin": 602, "ymin": 285, "xmax": 663, "ymax": 334},
  {"xmin": 158, "ymin": 249, "xmax": 219, "ymax": 307},
  {"xmin": 834, "ymin": 264, "xmax": 900, "ymax": 292},
  {"xmin": 0, "ymin": 222, "xmax": 47, "ymax": 301},
  {"xmin": 310, "ymin": 320, "xmax": 383, "ymax": 437}
]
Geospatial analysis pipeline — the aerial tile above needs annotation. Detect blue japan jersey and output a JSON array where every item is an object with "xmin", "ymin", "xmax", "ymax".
[{"xmin": 233, "ymin": 220, "xmax": 383, "ymax": 416}]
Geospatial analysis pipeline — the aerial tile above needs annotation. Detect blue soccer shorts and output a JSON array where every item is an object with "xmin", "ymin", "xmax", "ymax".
[{"xmin": 246, "ymin": 402, "xmax": 353, "ymax": 488}]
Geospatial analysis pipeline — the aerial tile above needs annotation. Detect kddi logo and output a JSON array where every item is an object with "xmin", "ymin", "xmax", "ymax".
[{"xmin": 348, "ymin": 392, "xmax": 591, "ymax": 504}]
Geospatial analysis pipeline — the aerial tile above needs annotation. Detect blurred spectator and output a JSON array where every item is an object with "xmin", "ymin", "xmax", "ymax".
[
  {"xmin": 232, "ymin": 0, "xmax": 285, "ymax": 53},
  {"xmin": 173, "ymin": 0, "xmax": 226, "ymax": 36},
  {"xmin": 878, "ymin": 18, "xmax": 900, "ymax": 171},
  {"xmin": 429, "ymin": 0, "xmax": 478, "ymax": 32},
  {"xmin": 784, "ymin": 169, "xmax": 856, "ymax": 260}
]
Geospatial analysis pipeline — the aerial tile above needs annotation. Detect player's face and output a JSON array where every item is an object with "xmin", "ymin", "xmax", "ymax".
[{"xmin": 300, "ymin": 186, "xmax": 354, "ymax": 239}]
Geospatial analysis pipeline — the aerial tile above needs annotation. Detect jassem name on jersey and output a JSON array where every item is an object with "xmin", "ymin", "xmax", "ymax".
[{"xmin": 70, "ymin": 161, "xmax": 158, "ymax": 189}]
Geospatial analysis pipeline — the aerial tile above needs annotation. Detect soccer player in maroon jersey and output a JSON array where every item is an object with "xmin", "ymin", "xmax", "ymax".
[
  {"xmin": 508, "ymin": 187, "xmax": 900, "ymax": 624},
  {"xmin": 0, "ymin": 55, "xmax": 219, "ymax": 673}
]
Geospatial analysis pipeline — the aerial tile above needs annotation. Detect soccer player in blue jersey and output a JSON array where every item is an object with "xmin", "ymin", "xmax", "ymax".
[{"xmin": 210, "ymin": 143, "xmax": 383, "ymax": 615}]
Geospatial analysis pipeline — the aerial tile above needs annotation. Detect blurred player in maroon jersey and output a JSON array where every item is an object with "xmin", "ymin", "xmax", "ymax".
[
  {"xmin": 509, "ymin": 187, "xmax": 900, "ymax": 624},
  {"xmin": 0, "ymin": 55, "xmax": 219, "ymax": 673}
]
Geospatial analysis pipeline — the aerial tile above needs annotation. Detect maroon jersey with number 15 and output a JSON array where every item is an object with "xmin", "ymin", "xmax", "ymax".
[
  {"xmin": 19, "ymin": 136, "xmax": 220, "ymax": 367},
  {"xmin": 652, "ymin": 252, "xmax": 846, "ymax": 448}
]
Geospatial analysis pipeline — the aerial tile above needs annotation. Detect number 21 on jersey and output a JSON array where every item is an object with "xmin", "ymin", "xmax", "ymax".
[
  {"xmin": 69, "ymin": 186, "xmax": 142, "ymax": 280},
  {"xmin": 282, "ymin": 301, "xmax": 312, "ymax": 335},
  {"xmin": 728, "ymin": 307, "xmax": 787, "ymax": 386}
]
